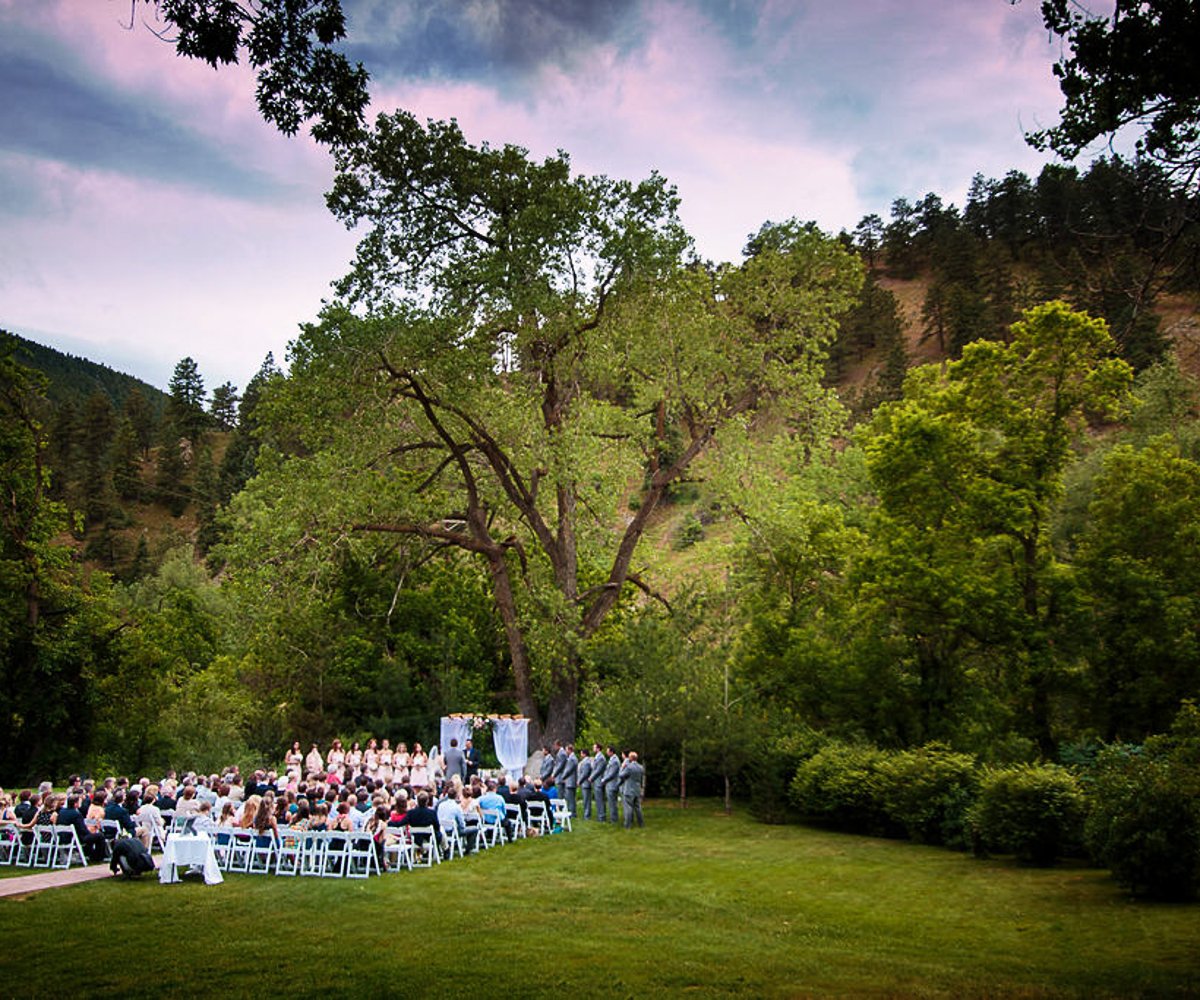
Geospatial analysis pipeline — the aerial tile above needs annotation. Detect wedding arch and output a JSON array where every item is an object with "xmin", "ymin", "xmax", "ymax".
[{"xmin": 439, "ymin": 714, "xmax": 529, "ymax": 780}]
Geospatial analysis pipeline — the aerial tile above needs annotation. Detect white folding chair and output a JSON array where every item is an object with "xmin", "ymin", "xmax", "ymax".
[
  {"xmin": 525, "ymin": 801, "xmax": 550, "ymax": 836},
  {"xmin": 383, "ymin": 829, "xmax": 414, "ymax": 872},
  {"xmin": 480, "ymin": 812, "xmax": 506, "ymax": 848},
  {"xmin": 248, "ymin": 833, "xmax": 277, "ymax": 874},
  {"xmin": 464, "ymin": 815, "xmax": 486, "ymax": 851},
  {"xmin": 439, "ymin": 822, "xmax": 464, "ymax": 860},
  {"xmin": 406, "ymin": 826, "xmax": 441, "ymax": 867},
  {"xmin": 345, "ymin": 834, "xmax": 381, "ymax": 878},
  {"xmin": 52, "ymin": 826, "xmax": 88, "ymax": 869},
  {"xmin": 275, "ymin": 831, "xmax": 303, "ymax": 875},
  {"xmin": 226, "ymin": 830, "xmax": 255, "ymax": 873},
  {"xmin": 212, "ymin": 829, "xmax": 234, "ymax": 869},
  {"xmin": 299, "ymin": 831, "xmax": 326, "ymax": 876},
  {"xmin": 100, "ymin": 820, "xmax": 122, "ymax": 856},
  {"xmin": 552, "ymin": 800, "xmax": 572, "ymax": 832},
  {"xmin": 504, "ymin": 803, "xmax": 526, "ymax": 840},
  {"xmin": 321, "ymin": 833, "xmax": 349, "ymax": 877},
  {"xmin": 0, "ymin": 824, "xmax": 19, "ymax": 865},
  {"xmin": 30, "ymin": 826, "xmax": 57, "ymax": 867}
]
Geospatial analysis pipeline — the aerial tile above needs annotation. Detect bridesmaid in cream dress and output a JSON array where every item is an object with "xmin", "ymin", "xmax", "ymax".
[
  {"xmin": 346, "ymin": 741, "xmax": 363, "ymax": 777},
  {"xmin": 409, "ymin": 743, "xmax": 429, "ymax": 788},
  {"xmin": 394, "ymin": 742, "xmax": 411, "ymax": 785},
  {"xmin": 326, "ymin": 738, "xmax": 346, "ymax": 777},
  {"xmin": 364, "ymin": 738, "xmax": 379, "ymax": 781},
  {"xmin": 378, "ymin": 739, "xmax": 394, "ymax": 783}
]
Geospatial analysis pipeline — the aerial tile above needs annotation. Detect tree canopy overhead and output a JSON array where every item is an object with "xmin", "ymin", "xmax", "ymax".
[
  {"xmin": 141, "ymin": 0, "xmax": 369, "ymax": 146},
  {"xmin": 1033, "ymin": 0, "xmax": 1200, "ymax": 182}
]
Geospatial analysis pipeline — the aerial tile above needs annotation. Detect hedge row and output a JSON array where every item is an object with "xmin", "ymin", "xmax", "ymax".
[{"xmin": 766, "ymin": 704, "xmax": 1200, "ymax": 901}]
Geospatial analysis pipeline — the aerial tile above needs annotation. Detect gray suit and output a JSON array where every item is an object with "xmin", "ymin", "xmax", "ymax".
[
  {"xmin": 539, "ymin": 750, "xmax": 555, "ymax": 783},
  {"xmin": 591, "ymin": 749, "xmax": 608, "ymax": 821},
  {"xmin": 578, "ymin": 755, "xmax": 594, "ymax": 819},
  {"xmin": 602, "ymin": 752, "xmax": 620, "ymax": 824},
  {"xmin": 444, "ymin": 746, "xmax": 466, "ymax": 783},
  {"xmin": 618, "ymin": 758, "xmax": 645, "ymax": 828},
  {"xmin": 561, "ymin": 751, "xmax": 579, "ymax": 816}
]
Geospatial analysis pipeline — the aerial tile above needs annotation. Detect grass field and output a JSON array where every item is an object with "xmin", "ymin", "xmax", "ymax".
[{"xmin": 1, "ymin": 801, "xmax": 1196, "ymax": 998}]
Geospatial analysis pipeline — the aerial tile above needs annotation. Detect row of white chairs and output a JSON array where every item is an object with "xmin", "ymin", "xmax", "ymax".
[
  {"xmin": 0, "ymin": 824, "xmax": 88, "ymax": 870},
  {"xmin": 207, "ymin": 798, "xmax": 574, "ymax": 879}
]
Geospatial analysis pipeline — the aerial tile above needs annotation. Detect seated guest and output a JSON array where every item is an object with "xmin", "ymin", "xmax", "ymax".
[
  {"xmin": 479, "ymin": 780, "xmax": 508, "ymax": 836},
  {"xmin": 155, "ymin": 784, "xmax": 177, "ymax": 812},
  {"xmin": 253, "ymin": 797, "xmax": 279, "ymax": 840},
  {"xmin": 288, "ymin": 802, "xmax": 311, "ymax": 830},
  {"xmin": 388, "ymin": 791, "xmax": 409, "ymax": 826},
  {"xmin": 104, "ymin": 790, "xmax": 137, "ymax": 836},
  {"xmin": 331, "ymin": 802, "xmax": 354, "ymax": 833},
  {"xmin": 175, "ymin": 785, "xmax": 201, "ymax": 816},
  {"xmin": 436, "ymin": 788, "xmax": 478, "ymax": 854},
  {"xmin": 236, "ymin": 795, "xmax": 262, "ymax": 829},
  {"xmin": 58, "ymin": 793, "xmax": 106, "ymax": 862},
  {"xmin": 399, "ymin": 792, "xmax": 441, "ymax": 854},
  {"xmin": 192, "ymin": 800, "xmax": 219, "ymax": 835},
  {"xmin": 135, "ymin": 794, "xmax": 165, "ymax": 850},
  {"xmin": 216, "ymin": 802, "xmax": 238, "ymax": 828},
  {"xmin": 309, "ymin": 803, "xmax": 330, "ymax": 832},
  {"xmin": 13, "ymin": 790, "xmax": 35, "ymax": 824}
]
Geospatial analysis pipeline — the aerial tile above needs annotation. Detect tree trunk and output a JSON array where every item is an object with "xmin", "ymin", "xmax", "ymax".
[
  {"xmin": 488, "ymin": 551, "xmax": 542, "ymax": 743},
  {"xmin": 543, "ymin": 667, "xmax": 579, "ymax": 744},
  {"xmin": 680, "ymin": 742, "xmax": 687, "ymax": 808}
]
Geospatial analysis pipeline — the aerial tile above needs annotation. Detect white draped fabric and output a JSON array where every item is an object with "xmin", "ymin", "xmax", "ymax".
[
  {"xmin": 491, "ymin": 718, "xmax": 529, "ymax": 781},
  {"xmin": 439, "ymin": 717, "xmax": 471, "ymax": 753},
  {"xmin": 438, "ymin": 715, "xmax": 529, "ymax": 781}
]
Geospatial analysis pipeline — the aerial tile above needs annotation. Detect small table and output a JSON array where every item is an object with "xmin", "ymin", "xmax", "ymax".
[{"xmin": 159, "ymin": 833, "xmax": 223, "ymax": 885}]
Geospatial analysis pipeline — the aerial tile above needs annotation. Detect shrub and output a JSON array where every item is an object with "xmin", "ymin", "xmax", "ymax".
[
  {"xmin": 968, "ymin": 763, "xmax": 1085, "ymax": 865},
  {"xmin": 876, "ymin": 743, "xmax": 979, "ymax": 848},
  {"xmin": 674, "ymin": 513, "xmax": 705, "ymax": 550},
  {"xmin": 789, "ymin": 741, "xmax": 893, "ymax": 836},
  {"xmin": 1084, "ymin": 705, "xmax": 1200, "ymax": 900},
  {"xmin": 747, "ymin": 723, "xmax": 827, "ymax": 824}
]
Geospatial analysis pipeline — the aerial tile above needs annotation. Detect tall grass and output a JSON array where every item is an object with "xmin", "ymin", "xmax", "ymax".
[{"xmin": 1, "ymin": 802, "xmax": 1196, "ymax": 997}]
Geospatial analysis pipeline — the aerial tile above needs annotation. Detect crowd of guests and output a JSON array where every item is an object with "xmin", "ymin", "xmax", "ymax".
[{"xmin": 0, "ymin": 736, "xmax": 648, "ymax": 871}]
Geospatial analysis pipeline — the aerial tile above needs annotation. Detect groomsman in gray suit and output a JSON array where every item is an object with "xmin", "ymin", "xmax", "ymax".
[
  {"xmin": 619, "ymin": 751, "xmax": 646, "ymax": 828},
  {"xmin": 578, "ymin": 750, "xmax": 594, "ymax": 820},
  {"xmin": 602, "ymin": 745, "xmax": 621, "ymax": 824},
  {"xmin": 591, "ymin": 744, "xmax": 607, "ymax": 821},
  {"xmin": 562, "ymin": 744, "xmax": 579, "ymax": 816}
]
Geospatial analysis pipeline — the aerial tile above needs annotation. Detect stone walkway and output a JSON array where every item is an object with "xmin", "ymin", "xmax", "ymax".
[{"xmin": 0, "ymin": 864, "xmax": 114, "ymax": 899}]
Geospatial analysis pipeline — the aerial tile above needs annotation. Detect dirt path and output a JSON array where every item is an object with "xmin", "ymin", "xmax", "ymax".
[{"xmin": 0, "ymin": 864, "xmax": 114, "ymax": 899}]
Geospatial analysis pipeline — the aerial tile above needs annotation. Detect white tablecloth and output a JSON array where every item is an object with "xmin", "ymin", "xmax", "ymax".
[{"xmin": 159, "ymin": 833, "xmax": 223, "ymax": 885}]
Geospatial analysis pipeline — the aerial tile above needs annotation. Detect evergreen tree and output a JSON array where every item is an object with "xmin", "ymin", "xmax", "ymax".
[
  {"xmin": 209, "ymin": 381, "xmax": 239, "ymax": 431},
  {"xmin": 167, "ymin": 357, "xmax": 208, "ymax": 444},
  {"xmin": 121, "ymin": 385, "xmax": 157, "ymax": 457}
]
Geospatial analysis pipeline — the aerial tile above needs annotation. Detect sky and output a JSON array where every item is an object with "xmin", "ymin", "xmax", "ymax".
[{"xmin": 0, "ymin": 0, "xmax": 1076, "ymax": 393}]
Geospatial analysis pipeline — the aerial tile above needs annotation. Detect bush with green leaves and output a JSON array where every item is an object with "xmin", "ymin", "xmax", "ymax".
[
  {"xmin": 1084, "ymin": 705, "xmax": 1200, "ymax": 900},
  {"xmin": 789, "ymin": 741, "xmax": 893, "ymax": 835},
  {"xmin": 876, "ymin": 743, "xmax": 979, "ymax": 847},
  {"xmin": 747, "ymin": 722, "xmax": 827, "ymax": 824},
  {"xmin": 968, "ymin": 763, "xmax": 1085, "ymax": 865}
]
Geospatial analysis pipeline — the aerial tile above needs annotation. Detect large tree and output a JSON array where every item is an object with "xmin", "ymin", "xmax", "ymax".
[
  {"xmin": 223, "ymin": 118, "xmax": 862, "ymax": 742},
  {"xmin": 858, "ymin": 301, "xmax": 1133, "ymax": 753}
]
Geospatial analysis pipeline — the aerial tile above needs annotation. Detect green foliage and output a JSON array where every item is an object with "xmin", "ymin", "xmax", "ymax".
[
  {"xmin": 789, "ymin": 741, "xmax": 894, "ymax": 835},
  {"xmin": 745, "ymin": 720, "xmax": 827, "ymax": 824},
  {"xmin": 968, "ymin": 763, "xmax": 1086, "ymax": 865},
  {"xmin": 876, "ymin": 743, "xmax": 980, "ymax": 848},
  {"xmin": 1083, "ymin": 703, "xmax": 1200, "ymax": 900},
  {"xmin": 150, "ymin": 0, "xmax": 369, "ymax": 147},
  {"xmin": 1033, "ymin": 0, "xmax": 1200, "ymax": 174}
]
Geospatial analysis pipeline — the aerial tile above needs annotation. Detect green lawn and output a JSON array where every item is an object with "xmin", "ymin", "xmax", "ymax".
[{"xmin": 1, "ymin": 802, "xmax": 1196, "ymax": 998}]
